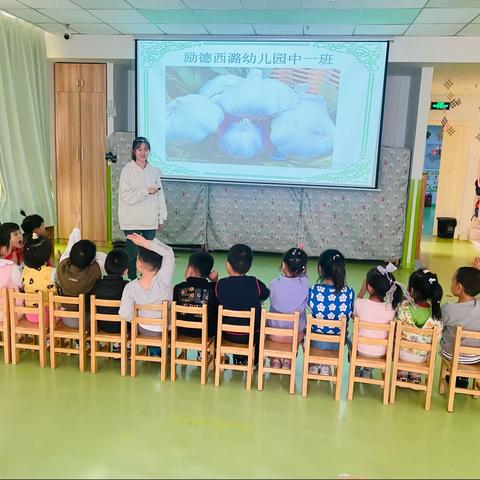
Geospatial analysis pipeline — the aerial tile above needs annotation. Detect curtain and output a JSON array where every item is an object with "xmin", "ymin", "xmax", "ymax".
[{"xmin": 0, "ymin": 14, "xmax": 54, "ymax": 226}]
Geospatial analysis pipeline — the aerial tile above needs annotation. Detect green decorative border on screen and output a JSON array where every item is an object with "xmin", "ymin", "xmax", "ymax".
[
  {"xmin": 140, "ymin": 40, "xmax": 202, "ymax": 68},
  {"xmin": 313, "ymin": 42, "xmax": 384, "ymax": 71}
]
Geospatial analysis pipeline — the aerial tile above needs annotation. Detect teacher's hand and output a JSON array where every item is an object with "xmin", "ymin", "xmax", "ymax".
[{"xmin": 147, "ymin": 187, "xmax": 159, "ymax": 194}]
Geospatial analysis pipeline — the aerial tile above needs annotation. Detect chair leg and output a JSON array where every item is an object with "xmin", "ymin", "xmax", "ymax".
[
  {"xmin": 200, "ymin": 347, "xmax": 207, "ymax": 386},
  {"xmin": 424, "ymin": 374, "xmax": 433, "ymax": 411},
  {"xmin": 246, "ymin": 354, "xmax": 252, "ymax": 391},
  {"xmin": 389, "ymin": 377, "xmax": 397, "ymax": 405},
  {"xmin": 171, "ymin": 347, "xmax": 177, "ymax": 382},
  {"xmin": 447, "ymin": 375, "xmax": 456, "ymax": 412},
  {"xmin": 4, "ymin": 325, "xmax": 11, "ymax": 364},
  {"xmin": 39, "ymin": 328, "xmax": 46, "ymax": 369},
  {"xmin": 347, "ymin": 361, "xmax": 355, "ymax": 401},
  {"xmin": 91, "ymin": 338, "xmax": 97, "ymax": 373},
  {"xmin": 131, "ymin": 343, "xmax": 137, "ymax": 378},
  {"xmin": 160, "ymin": 349, "xmax": 166, "ymax": 382},
  {"xmin": 383, "ymin": 369, "xmax": 390, "ymax": 406},
  {"xmin": 257, "ymin": 355, "xmax": 264, "ymax": 391},
  {"xmin": 214, "ymin": 347, "xmax": 221, "ymax": 387}
]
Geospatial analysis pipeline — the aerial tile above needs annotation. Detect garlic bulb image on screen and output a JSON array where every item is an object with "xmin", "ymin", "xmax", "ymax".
[{"xmin": 137, "ymin": 40, "xmax": 388, "ymax": 188}]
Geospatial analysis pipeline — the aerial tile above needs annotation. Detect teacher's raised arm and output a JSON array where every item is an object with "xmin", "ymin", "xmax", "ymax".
[{"xmin": 118, "ymin": 136, "xmax": 168, "ymax": 279}]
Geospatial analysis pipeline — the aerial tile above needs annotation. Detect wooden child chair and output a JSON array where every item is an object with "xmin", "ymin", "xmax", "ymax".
[
  {"xmin": 130, "ymin": 301, "xmax": 169, "ymax": 380},
  {"xmin": 257, "ymin": 309, "xmax": 300, "ymax": 394},
  {"xmin": 302, "ymin": 315, "xmax": 346, "ymax": 400},
  {"xmin": 0, "ymin": 288, "xmax": 11, "ymax": 363},
  {"xmin": 439, "ymin": 326, "xmax": 480, "ymax": 412},
  {"xmin": 90, "ymin": 296, "xmax": 129, "ymax": 376},
  {"xmin": 347, "ymin": 317, "xmax": 395, "ymax": 405},
  {"xmin": 170, "ymin": 302, "xmax": 215, "ymax": 385},
  {"xmin": 390, "ymin": 321, "xmax": 440, "ymax": 411},
  {"xmin": 49, "ymin": 293, "xmax": 86, "ymax": 372},
  {"xmin": 214, "ymin": 306, "xmax": 256, "ymax": 390},
  {"xmin": 9, "ymin": 290, "xmax": 47, "ymax": 367}
]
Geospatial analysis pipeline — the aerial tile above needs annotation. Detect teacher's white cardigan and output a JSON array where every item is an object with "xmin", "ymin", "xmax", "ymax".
[{"xmin": 118, "ymin": 160, "xmax": 167, "ymax": 231}]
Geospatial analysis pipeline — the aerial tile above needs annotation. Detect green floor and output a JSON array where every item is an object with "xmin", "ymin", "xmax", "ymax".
[{"xmin": 1, "ymin": 237, "xmax": 480, "ymax": 479}]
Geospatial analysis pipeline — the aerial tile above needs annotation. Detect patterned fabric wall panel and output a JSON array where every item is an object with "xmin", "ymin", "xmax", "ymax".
[
  {"xmin": 207, "ymin": 185, "xmax": 302, "ymax": 252},
  {"xmin": 107, "ymin": 133, "xmax": 410, "ymax": 260},
  {"xmin": 301, "ymin": 147, "xmax": 410, "ymax": 259}
]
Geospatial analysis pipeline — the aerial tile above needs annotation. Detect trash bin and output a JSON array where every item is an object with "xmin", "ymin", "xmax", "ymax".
[{"xmin": 437, "ymin": 217, "xmax": 457, "ymax": 238}]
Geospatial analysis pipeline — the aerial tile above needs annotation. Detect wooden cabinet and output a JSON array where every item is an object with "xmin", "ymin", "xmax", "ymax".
[{"xmin": 54, "ymin": 63, "xmax": 107, "ymax": 243}]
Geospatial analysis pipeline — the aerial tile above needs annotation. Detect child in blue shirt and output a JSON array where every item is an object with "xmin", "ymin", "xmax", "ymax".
[{"xmin": 308, "ymin": 249, "xmax": 355, "ymax": 375}]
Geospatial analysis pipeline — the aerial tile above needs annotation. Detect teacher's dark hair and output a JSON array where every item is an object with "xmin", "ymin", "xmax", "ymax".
[{"xmin": 132, "ymin": 136, "xmax": 151, "ymax": 160}]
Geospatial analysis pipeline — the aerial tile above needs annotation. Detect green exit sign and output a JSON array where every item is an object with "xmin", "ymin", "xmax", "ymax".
[{"xmin": 431, "ymin": 101, "xmax": 450, "ymax": 110}]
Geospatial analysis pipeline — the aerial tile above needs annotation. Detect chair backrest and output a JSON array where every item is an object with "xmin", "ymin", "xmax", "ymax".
[
  {"xmin": 90, "ymin": 296, "xmax": 122, "ymax": 333},
  {"xmin": 9, "ymin": 290, "xmax": 44, "ymax": 319},
  {"xmin": 397, "ymin": 322, "xmax": 438, "ymax": 355},
  {"xmin": 218, "ymin": 306, "xmax": 255, "ymax": 335},
  {"xmin": 307, "ymin": 315, "xmax": 347, "ymax": 346},
  {"xmin": 353, "ymin": 317, "xmax": 392, "ymax": 349},
  {"xmin": 171, "ymin": 301, "xmax": 208, "ymax": 340},
  {"xmin": 49, "ymin": 293, "xmax": 85, "ymax": 327},
  {"xmin": 453, "ymin": 326, "xmax": 480, "ymax": 361},
  {"xmin": 133, "ymin": 301, "xmax": 169, "ymax": 331},
  {"xmin": 261, "ymin": 310, "xmax": 299, "ymax": 339}
]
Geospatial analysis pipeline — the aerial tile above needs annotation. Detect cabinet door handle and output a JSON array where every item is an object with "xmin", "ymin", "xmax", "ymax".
[
  {"xmin": 78, "ymin": 146, "xmax": 81, "ymax": 163},
  {"xmin": 76, "ymin": 79, "xmax": 80, "ymax": 87},
  {"xmin": 81, "ymin": 147, "xmax": 84, "ymax": 162}
]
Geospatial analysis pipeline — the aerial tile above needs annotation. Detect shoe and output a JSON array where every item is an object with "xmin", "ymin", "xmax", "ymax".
[
  {"xmin": 408, "ymin": 372, "xmax": 421, "ymax": 384},
  {"xmin": 270, "ymin": 358, "xmax": 282, "ymax": 369},
  {"xmin": 112, "ymin": 342, "xmax": 121, "ymax": 354},
  {"xmin": 397, "ymin": 371, "xmax": 408, "ymax": 382},
  {"xmin": 319, "ymin": 365, "xmax": 331, "ymax": 376},
  {"xmin": 447, "ymin": 376, "xmax": 469, "ymax": 388},
  {"xmin": 361, "ymin": 368, "xmax": 373, "ymax": 379},
  {"xmin": 282, "ymin": 359, "xmax": 291, "ymax": 370},
  {"xmin": 309, "ymin": 364, "xmax": 320, "ymax": 375},
  {"xmin": 147, "ymin": 346, "xmax": 161, "ymax": 357},
  {"xmin": 355, "ymin": 366, "xmax": 363, "ymax": 377}
]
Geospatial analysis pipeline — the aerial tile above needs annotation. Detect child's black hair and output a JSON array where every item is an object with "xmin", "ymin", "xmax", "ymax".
[
  {"xmin": 132, "ymin": 136, "xmax": 151, "ymax": 160},
  {"xmin": 282, "ymin": 247, "xmax": 307, "ymax": 277},
  {"xmin": 188, "ymin": 250, "xmax": 214, "ymax": 278},
  {"xmin": 105, "ymin": 248, "xmax": 129, "ymax": 276},
  {"xmin": 0, "ymin": 225, "xmax": 10, "ymax": 252},
  {"xmin": 70, "ymin": 240, "xmax": 97, "ymax": 269},
  {"xmin": 20, "ymin": 210, "xmax": 44, "ymax": 236},
  {"xmin": 455, "ymin": 267, "xmax": 480, "ymax": 297},
  {"xmin": 408, "ymin": 269, "xmax": 443, "ymax": 321},
  {"xmin": 318, "ymin": 249, "xmax": 346, "ymax": 292},
  {"xmin": 2, "ymin": 222, "xmax": 20, "ymax": 235},
  {"xmin": 23, "ymin": 235, "xmax": 52, "ymax": 269},
  {"xmin": 366, "ymin": 266, "xmax": 403, "ymax": 309},
  {"xmin": 227, "ymin": 244, "xmax": 253, "ymax": 275},
  {"xmin": 138, "ymin": 246, "xmax": 163, "ymax": 272}
]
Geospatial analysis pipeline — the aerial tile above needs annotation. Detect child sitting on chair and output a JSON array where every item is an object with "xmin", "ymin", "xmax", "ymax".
[
  {"xmin": 22, "ymin": 234, "xmax": 56, "ymax": 323},
  {"xmin": 0, "ymin": 225, "xmax": 22, "ymax": 291},
  {"xmin": 353, "ymin": 264, "xmax": 403, "ymax": 379},
  {"xmin": 119, "ymin": 233, "xmax": 174, "ymax": 355},
  {"xmin": 396, "ymin": 269, "xmax": 443, "ymax": 383},
  {"xmin": 215, "ymin": 243, "xmax": 270, "ymax": 365},
  {"xmin": 56, "ymin": 214, "xmax": 106, "ymax": 328},
  {"xmin": 2, "ymin": 222, "xmax": 24, "ymax": 265},
  {"xmin": 93, "ymin": 248, "xmax": 129, "ymax": 335},
  {"xmin": 173, "ymin": 250, "xmax": 218, "ymax": 339},
  {"xmin": 308, "ymin": 249, "xmax": 355, "ymax": 376},
  {"xmin": 441, "ymin": 267, "xmax": 480, "ymax": 388},
  {"xmin": 267, "ymin": 247, "xmax": 309, "ymax": 370}
]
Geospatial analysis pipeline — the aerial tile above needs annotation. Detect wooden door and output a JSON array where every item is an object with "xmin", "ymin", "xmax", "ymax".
[
  {"xmin": 55, "ymin": 91, "xmax": 81, "ymax": 240},
  {"xmin": 81, "ymin": 64, "xmax": 106, "ymax": 93},
  {"xmin": 55, "ymin": 63, "xmax": 81, "ymax": 92},
  {"xmin": 80, "ymin": 91, "xmax": 107, "ymax": 242}
]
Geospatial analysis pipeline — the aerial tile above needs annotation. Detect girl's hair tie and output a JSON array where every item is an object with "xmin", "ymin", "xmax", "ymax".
[{"xmin": 32, "ymin": 232, "xmax": 39, "ymax": 240}]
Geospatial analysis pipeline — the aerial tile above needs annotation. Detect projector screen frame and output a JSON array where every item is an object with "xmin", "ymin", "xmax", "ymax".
[{"xmin": 135, "ymin": 37, "xmax": 390, "ymax": 191}]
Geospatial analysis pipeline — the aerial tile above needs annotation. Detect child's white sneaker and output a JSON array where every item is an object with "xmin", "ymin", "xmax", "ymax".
[
  {"xmin": 308, "ymin": 364, "xmax": 320, "ymax": 375},
  {"xmin": 319, "ymin": 364, "xmax": 331, "ymax": 376}
]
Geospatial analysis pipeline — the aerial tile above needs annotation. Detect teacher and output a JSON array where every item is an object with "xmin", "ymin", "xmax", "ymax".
[{"xmin": 118, "ymin": 136, "xmax": 167, "ymax": 279}]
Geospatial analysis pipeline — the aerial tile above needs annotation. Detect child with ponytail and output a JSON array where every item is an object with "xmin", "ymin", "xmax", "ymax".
[
  {"xmin": 353, "ymin": 263, "xmax": 403, "ymax": 378},
  {"xmin": 308, "ymin": 249, "xmax": 355, "ymax": 376},
  {"xmin": 267, "ymin": 247, "xmax": 309, "ymax": 369},
  {"xmin": 396, "ymin": 268, "xmax": 443, "ymax": 383}
]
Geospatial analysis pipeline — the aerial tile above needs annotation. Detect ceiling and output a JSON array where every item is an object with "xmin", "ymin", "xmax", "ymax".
[{"xmin": 3, "ymin": 0, "xmax": 480, "ymax": 37}]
